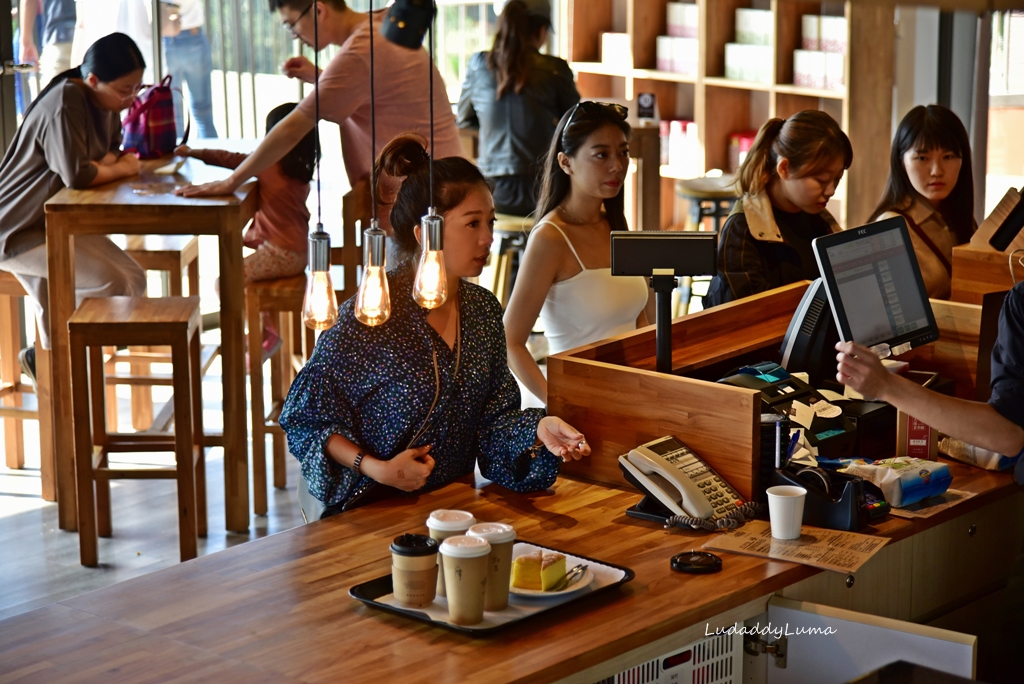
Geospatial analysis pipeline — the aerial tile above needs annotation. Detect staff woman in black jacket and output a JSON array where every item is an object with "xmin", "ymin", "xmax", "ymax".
[{"xmin": 457, "ymin": 0, "xmax": 579, "ymax": 216}]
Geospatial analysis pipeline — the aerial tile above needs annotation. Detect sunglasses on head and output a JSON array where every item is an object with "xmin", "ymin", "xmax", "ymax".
[{"xmin": 565, "ymin": 100, "xmax": 626, "ymax": 142}]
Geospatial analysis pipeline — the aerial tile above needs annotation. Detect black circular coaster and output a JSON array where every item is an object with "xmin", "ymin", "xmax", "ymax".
[{"xmin": 671, "ymin": 550, "xmax": 723, "ymax": 574}]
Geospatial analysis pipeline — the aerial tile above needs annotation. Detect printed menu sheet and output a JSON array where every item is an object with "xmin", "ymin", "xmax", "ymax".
[{"xmin": 702, "ymin": 520, "xmax": 888, "ymax": 573}]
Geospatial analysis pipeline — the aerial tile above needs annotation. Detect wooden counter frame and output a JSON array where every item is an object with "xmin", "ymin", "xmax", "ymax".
[
  {"xmin": 548, "ymin": 282, "xmax": 986, "ymax": 497},
  {"xmin": 951, "ymin": 244, "xmax": 1022, "ymax": 306}
]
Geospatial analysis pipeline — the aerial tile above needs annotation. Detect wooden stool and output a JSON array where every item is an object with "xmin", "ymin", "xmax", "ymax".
[
  {"xmin": 675, "ymin": 175, "xmax": 739, "ymax": 232},
  {"xmin": 246, "ymin": 275, "xmax": 313, "ymax": 516},
  {"xmin": 0, "ymin": 272, "xmax": 37, "ymax": 470},
  {"xmin": 69, "ymin": 296, "xmax": 206, "ymax": 566},
  {"xmin": 106, "ymin": 235, "xmax": 202, "ymax": 431},
  {"xmin": 491, "ymin": 213, "xmax": 535, "ymax": 309}
]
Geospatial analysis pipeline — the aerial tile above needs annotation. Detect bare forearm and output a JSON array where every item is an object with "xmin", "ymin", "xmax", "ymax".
[
  {"xmin": 879, "ymin": 375, "xmax": 1024, "ymax": 455},
  {"xmin": 507, "ymin": 342, "xmax": 547, "ymax": 404},
  {"xmin": 19, "ymin": 0, "xmax": 36, "ymax": 44},
  {"xmin": 88, "ymin": 161, "xmax": 136, "ymax": 186}
]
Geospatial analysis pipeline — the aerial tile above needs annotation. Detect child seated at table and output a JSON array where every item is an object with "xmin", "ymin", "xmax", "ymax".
[{"xmin": 175, "ymin": 102, "xmax": 317, "ymax": 360}]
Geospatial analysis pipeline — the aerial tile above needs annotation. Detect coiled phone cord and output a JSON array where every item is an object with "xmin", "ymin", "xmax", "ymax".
[{"xmin": 665, "ymin": 501, "xmax": 764, "ymax": 531}]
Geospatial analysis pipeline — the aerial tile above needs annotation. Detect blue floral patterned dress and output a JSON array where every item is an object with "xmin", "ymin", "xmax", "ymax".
[{"xmin": 280, "ymin": 266, "xmax": 560, "ymax": 507}]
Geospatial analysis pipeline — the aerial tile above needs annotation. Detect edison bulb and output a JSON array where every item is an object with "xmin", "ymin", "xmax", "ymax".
[
  {"xmin": 354, "ymin": 265, "xmax": 391, "ymax": 326},
  {"xmin": 413, "ymin": 249, "xmax": 447, "ymax": 309},
  {"xmin": 302, "ymin": 270, "xmax": 339, "ymax": 330}
]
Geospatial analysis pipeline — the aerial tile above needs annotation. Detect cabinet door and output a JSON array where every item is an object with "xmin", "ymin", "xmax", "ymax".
[
  {"xmin": 764, "ymin": 597, "xmax": 975, "ymax": 684},
  {"xmin": 910, "ymin": 492, "xmax": 1024, "ymax": 622}
]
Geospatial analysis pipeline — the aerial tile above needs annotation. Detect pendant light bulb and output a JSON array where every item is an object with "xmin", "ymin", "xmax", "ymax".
[
  {"xmin": 302, "ymin": 228, "xmax": 339, "ymax": 330},
  {"xmin": 413, "ymin": 210, "xmax": 447, "ymax": 309},
  {"xmin": 355, "ymin": 220, "xmax": 391, "ymax": 326}
]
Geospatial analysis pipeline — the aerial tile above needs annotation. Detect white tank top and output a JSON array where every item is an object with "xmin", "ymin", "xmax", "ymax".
[{"xmin": 536, "ymin": 222, "xmax": 650, "ymax": 355}]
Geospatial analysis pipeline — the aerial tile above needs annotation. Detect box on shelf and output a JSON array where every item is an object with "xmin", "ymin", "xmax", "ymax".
[
  {"xmin": 820, "ymin": 16, "xmax": 848, "ymax": 54},
  {"xmin": 666, "ymin": 120, "xmax": 699, "ymax": 178},
  {"xmin": 793, "ymin": 49, "xmax": 826, "ymax": 89},
  {"xmin": 728, "ymin": 130, "xmax": 758, "ymax": 174},
  {"xmin": 656, "ymin": 36, "xmax": 698, "ymax": 76},
  {"xmin": 725, "ymin": 43, "xmax": 773, "ymax": 84},
  {"xmin": 735, "ymin": 8, "xmax": 773, "ymax": 46},
  {"xmin": 656, "ymin": 36, "xmax": 672, "ymax": 71},
  {"xmin": 660, "ymin": 120, "xmax": 671, "ymax": 165},
  {"xmin": 801, "ymin": 14, "xmax": 820, "ymax": 50},
  {"xmin": 667, "ymin": 1, "xmax": 699, "ymax": 39},
  {"xmin": 601, "ymin": 32, "xmax": 632, "ymax": 67},
  {"xmin": 825, "ymin": 52, "xmax": 845, "ymax": 90}
]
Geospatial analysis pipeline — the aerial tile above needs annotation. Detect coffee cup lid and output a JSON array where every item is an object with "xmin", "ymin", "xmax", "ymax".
[
  {"xmin": 439, "ymin": 535, "xmax": 491, "ymax": 558},
  {"xmin": 426, "ymin": 509, "xmax": 476, "ymax": 532},
  {"xmin": 390, "ymin": 533, "xmax": 439, "ymax": 557},
  {"xmin": 466, "ymin": 522, "xmax": 515, "ymax": 544}
]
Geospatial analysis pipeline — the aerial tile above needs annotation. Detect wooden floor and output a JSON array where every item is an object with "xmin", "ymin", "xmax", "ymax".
[{"xmin": 0, "ymin": 353, "xmax": 304, "ymax": 622}]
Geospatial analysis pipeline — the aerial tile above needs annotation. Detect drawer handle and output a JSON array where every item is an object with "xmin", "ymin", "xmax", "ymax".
[
  {"xmin": 968, "ymin": 524, "xmax": 977, "ymax": 537},
  {"xmin": 846, "ymin": 574, "xmax": 855, "ymax": 589}
]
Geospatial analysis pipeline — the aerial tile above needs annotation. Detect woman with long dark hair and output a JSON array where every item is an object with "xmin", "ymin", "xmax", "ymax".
[
  {"xmin": 0, "ymin": 32, "xmax": 147, "ymax": 382},
  {"xmin": 869, "ymin": 105, "xmax": 975, "ymax": 299},
  {"xmin": 503, "ymin": 102, "xmax": 649, "ymax": 405},
  {"xmin": 456, "ymin": 0, "xmax": 579, "ymax": 216},
  {"xmin": 279, "ymin": 134, "xmax": 590, "ymax": 520}
]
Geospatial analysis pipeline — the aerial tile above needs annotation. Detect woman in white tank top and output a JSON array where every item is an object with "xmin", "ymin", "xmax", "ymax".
[{"xmin": 504, "ymin": 101, "xmax": 650, "ymax": 405}]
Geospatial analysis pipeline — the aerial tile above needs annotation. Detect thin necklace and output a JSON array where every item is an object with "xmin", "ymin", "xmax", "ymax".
[{"xmin": 557, "ymin": 204, "xmax": 602, "ymax": 226}]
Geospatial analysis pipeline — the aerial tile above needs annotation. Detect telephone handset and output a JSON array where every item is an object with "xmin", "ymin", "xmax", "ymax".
[{"xmin": 618, "ymin": 436, "xmax": 745, "ymax": 520}]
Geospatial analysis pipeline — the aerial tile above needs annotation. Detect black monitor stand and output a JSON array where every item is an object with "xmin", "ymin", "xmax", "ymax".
[{"xmin": 650, "ymin": 272, "xmax": 678, "ymax": 374}]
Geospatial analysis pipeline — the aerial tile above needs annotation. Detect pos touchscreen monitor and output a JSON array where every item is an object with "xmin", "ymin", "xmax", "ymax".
[{"xmin": 812, "ymin": 216, "xmax": 939, "ymax": 358}]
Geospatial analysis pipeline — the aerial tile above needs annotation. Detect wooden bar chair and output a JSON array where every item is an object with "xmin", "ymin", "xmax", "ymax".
[
  {"xmin": 105, "ymin": 235, "xmax": 204, "ymax": 431},
  {"xmin": 70, "ymin": 296, "xmax": 206, "ymax": 566},
  {"xmin": 490, "ymin": 213, "xmax": 535, "ymax": 309},
  {"xmin": 246, "ymin": 178, "xmax": 369, "ymax": 515},
  {"xmin": 0, "ymin": 272, "xmax": 37, "ymax": 470}
]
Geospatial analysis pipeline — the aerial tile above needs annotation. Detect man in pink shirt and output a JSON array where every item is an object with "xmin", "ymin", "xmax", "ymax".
[{"xmin": 178, "ymin": 0, "xmax": 464, "ymax": 208}]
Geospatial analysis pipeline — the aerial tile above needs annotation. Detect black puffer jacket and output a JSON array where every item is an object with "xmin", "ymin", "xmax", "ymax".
[{"xmin": 456, "ymin": 50, "xmax": 579, "ymax": 178}]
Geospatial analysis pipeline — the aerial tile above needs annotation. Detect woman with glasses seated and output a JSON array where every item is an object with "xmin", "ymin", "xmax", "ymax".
[
  {"xmin": 456, "ymin": 0, "xmax": 579, "ymax": 216},
  {"xmin": 503, "ymin": 101, "xmax": 650, "ymax": 405},
  {"xmin": 0, "ymin": 32, "xmax": 147, "ymax": 384},
  {"xmin": 279, "ymin": 134, "xmax": 591, "ymax": 520}
]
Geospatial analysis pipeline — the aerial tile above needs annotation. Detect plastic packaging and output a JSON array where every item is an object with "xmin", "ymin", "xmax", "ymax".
[
  {"xmin": 838, "ymin": 457, "xmax": 951, "ymax": 507},
  {"xmin": 939, "ymin": 437, "xmax": 1019, "ymax": 471}
]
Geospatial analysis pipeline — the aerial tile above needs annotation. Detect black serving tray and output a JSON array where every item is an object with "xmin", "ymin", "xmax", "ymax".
[{"xmin": 349, "ymin": 540, "xmax": 635, "ymax": 635}]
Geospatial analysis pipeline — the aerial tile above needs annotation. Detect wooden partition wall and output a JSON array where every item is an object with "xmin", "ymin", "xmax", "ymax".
[
  {"xmin": 951, "ymin": 244, "xmax": 1022, "ymax": 305},
  {"xmin": 548, "ymin": 283, "xmax": 984, "ymax": 501}
]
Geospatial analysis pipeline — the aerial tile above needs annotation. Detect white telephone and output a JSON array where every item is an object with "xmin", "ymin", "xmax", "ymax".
[{"xmin": 618, "ymin": 436, "xmax": 745, "ymax": 520}]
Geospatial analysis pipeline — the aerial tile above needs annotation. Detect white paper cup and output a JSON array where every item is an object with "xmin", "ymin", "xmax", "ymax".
[
  {"xmin": 467, "ymin": 523, "xmax": 516, "ymax": 611},
  {"xmin": 426, "ymin": 510, "xmax": 476, "ymax": 597},
  {"xmin": 766, "ymin": 485, "xmax": 807, "ymax": 540},
  {"xmin": 439, "ymin": 535, "xmax": 491, "ymax": 625}
]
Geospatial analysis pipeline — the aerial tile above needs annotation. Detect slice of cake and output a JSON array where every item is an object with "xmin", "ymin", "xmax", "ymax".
[{"xmin": 511, "ymin": 551, "xmax": 566, "ymax": 591}]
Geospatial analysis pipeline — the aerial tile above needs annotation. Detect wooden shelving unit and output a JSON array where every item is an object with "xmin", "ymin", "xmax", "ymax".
[{"xmin": 564, "ymin": 0, "xmax": 897, "ymax": 229}]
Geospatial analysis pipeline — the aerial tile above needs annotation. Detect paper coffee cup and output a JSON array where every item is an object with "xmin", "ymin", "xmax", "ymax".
[
  {"xmin": 467, "ymin": 522, "xmax": 516, "ymax": 611},
  {"xmin": 766, "ymin": 485, "xmax": 807, "ymax": 540},
  {"xmin": 440, "ymin": 535, "xmax": 491, "ymax": 625},
  {"xmin": 390, "ymin": 534, "xmax": 440, "ymax": 607},
  {"xmin": 427, "ymin": 510, "xmax": 476, "ymax": 597}
]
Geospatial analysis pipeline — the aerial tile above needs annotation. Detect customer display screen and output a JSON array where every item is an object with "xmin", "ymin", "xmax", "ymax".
[{"xmin": 813, "ymin": 217, "xmax": 938, "ymax": 351}]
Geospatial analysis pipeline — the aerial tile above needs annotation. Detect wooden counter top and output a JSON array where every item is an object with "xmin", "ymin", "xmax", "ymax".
[{"xmin": 0, "ymin": 463, "xmax": 1018, "ymax": 683}]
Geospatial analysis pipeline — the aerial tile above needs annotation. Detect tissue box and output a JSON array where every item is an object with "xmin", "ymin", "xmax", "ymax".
[
  {"xmin": 825, "ymin": 52, "xmax": 845, "ymax": 90},
  {"xmin": 820, "ymin": 16, "xmax": 847, "ymax": 54},
  {"xmin": 842, "ymin": 457, "xmax": 952, "ymax": 507},
  {"xmin": 736, "ymin": 8, "xmax": 773, "ymax": 45},
  {"xmin": 801, "ymin": 15, "xmax": 820, "ymax": 50},
  {"xmin": 793, "ymin": 49, "xmax": 825, "ymax": 89},
  {"xmin": 667, "ymin": 2, "xmax": 699, "ymax": 39},
  {"xmin": 601, "ymin": 32, "xmax": 632, "ymax": 66},
  {"xmin": 725, "ymin": 43, "xmax": 773, "ymax": 84}
]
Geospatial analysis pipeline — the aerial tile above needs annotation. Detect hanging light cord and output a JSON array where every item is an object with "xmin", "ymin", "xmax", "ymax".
[
  {"xmin": 313, "ymin": 0, "xmax": 321, "ymax": 227},
  {"xmin": 369, "ymin": 3, "xmax": 377, "ymax": 219},
  {"xmin": 428, "ymin": 10, "xmax": 434, "ymax": 208}
]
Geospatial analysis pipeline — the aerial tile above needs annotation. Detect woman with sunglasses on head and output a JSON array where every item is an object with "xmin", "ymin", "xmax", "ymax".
[
  {"xmin": 0, "ymin": 32, "xmax": 147, "ymax": 385},
  {"xmin": 869, "ymin": 105, "xmax": 975, "ymax": 300},
  {"xmin": 703, "ymin": 110, "xmax": 852, "ymax": 308},
  {"xmin": 279, "ymin": 134, "xmax": 590, "ymax": 521},
  {"xmin": 503, "ymin": 101, "xmax": 650, "ymax": 405},
  {"xmin": 456, "ymin": 0, "xmax": 579, "ymax": 216}
]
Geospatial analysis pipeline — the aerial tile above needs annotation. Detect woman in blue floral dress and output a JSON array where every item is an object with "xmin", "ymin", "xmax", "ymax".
[{"xmin": 280, "ymin": 134, "xmax": 590, "ymax": 518}]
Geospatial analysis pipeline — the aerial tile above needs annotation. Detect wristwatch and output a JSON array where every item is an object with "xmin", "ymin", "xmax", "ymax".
[{"xmin": 352, "ymin": 450, "xmax": 367, "ymax": 476}]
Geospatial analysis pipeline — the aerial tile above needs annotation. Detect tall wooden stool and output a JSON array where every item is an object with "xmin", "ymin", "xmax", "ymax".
[
  {"xmin": 674, "ymin": 176, "xmax": 739, "ymax": 232},
  {"xmin": 0, "ymin": 272, "xmax": 37, "ymax": 470},
  {"xmin": 491, "ymin": 213, "xmax": 535, "ymax": 309},
  {"xmin": 70, "ymin": 296, "xmax": 206, "ymax": 566},
  {"xmin": 106, "ymin": 235, "xmax": 202, "ymax": 431}
]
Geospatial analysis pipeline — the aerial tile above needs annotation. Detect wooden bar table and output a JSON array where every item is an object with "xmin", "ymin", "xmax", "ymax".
[
  {"xmin": 1, "ymin": 465, "xmax": 1020, "ymax": 683},
  {"xmin": 43, "ymin": 158, "xmax": 257, "ymax": 533}
]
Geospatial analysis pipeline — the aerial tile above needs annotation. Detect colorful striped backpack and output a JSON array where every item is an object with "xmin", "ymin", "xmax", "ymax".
[{"xmin": 122, "ymin": 75, "xmax": 189, "ymax": 159}]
